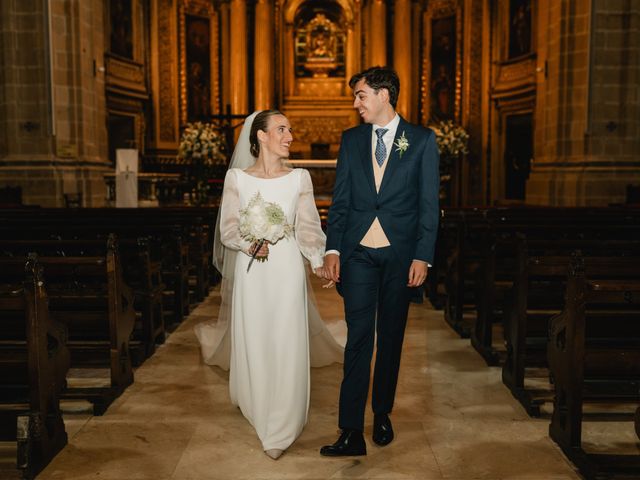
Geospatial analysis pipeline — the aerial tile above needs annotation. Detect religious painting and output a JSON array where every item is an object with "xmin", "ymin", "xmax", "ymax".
[
  {"xmin": 110, "ymin": 0, "xmax": 133, "ymax": 59},
  {"xmin": 509, "ymin": 0, "xmax": 532, "ymax": 58},
  {"xmin": 429, "ymin": 15, "xmax": 456, "ymax": 122},
  {"xmin": 185, "ymin": 14, "xmax": 211, "ymax": 121}
]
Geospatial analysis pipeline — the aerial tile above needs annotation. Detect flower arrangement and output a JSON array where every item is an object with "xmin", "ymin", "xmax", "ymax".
[
  {"xmin": 178, "ymin": 122, "xmax": 226, "ymax": 166},
  {"xmin": 430, "ymin": 120, "xmax": 469, "ymax": 159},
  {"xmin": 239, "ymin": 191, "xmax": 293, "ymax": 271},
  {"xmin": 178, "ymin": 122, "xmax": 227, "ymax": 204}
]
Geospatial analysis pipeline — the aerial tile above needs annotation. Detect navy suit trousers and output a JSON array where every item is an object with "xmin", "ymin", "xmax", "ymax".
[{"xmin": 338, "ymin": 245, "xmax": 412, "ymax": 432}]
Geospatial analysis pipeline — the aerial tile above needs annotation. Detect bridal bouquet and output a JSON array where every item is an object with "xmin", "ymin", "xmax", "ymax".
[{"xmin": 239, "ymin": 192, "xmax": 293, "ymax": 271}]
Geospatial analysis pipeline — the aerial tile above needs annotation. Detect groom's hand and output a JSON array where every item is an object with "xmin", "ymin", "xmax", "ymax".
[
  {"xmin": 407, "ymin": 260, "xmax": 428, "ymax": 287},
  {"xmin": 323, "ymin": 253, "xmax": 340, "ymax": 283}
]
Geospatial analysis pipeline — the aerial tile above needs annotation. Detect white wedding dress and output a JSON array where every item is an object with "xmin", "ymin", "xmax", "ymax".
[{"xmin": 195, "ymin": 167, "xmax": 343, "ymax": 452}]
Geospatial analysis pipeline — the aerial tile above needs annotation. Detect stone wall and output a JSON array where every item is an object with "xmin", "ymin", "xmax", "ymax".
[
  {"xmin": 0, "ymin": 0, "xmax": 110, "ymax": 207},
  {"xmin": 527, "ymin": 0, "xmax": 640, "ymax": 205}
]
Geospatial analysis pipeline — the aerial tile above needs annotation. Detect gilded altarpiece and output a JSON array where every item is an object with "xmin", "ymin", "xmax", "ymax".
[{"xmin": 278, "ymin": 0, "xmax": 360, "ymax": 166}]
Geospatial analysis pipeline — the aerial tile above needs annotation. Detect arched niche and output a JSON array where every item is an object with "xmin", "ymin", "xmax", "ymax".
[{"xmin": 280, "ymin": 0, "xmax": 358, "ymax": 98}]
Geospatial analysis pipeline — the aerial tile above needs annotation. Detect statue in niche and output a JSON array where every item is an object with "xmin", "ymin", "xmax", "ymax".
[
  {"xmin": 509, "ymin": 0, "xmax": 532, "ymax": 58},
  {"xmin": 304, "ymin": 14, "xmax": 338, "ymax": 78},
  {"xmin": 110, "ymin": 0, "xmax": 133, "ymax": 59}
]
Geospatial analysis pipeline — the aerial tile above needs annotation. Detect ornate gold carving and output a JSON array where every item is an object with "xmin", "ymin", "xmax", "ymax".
[
  {"xmin": 289, "ymin": 115, "xmax": 353, "ymax": 145},
  {"xmin": 105, "ymin": 55, "xmax": 146, "ymax": 95},
  {"xmin": 158, "ymin": 0, "xmax": 176, "ymax": 142},
  {"xmin": 303, "ymin": 14, "xmax": 339, "ymax": 78},
  {"xmin": 296, "ymin": 78, "xmax": 344, "ymax": 97},
  {"xmin": 495, "ymin": 57, "xmax": 536, "ymax": 90}
]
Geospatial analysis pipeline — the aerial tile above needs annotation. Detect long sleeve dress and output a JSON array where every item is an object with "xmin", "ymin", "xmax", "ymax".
[{"xmin": 199, "ymin": 167, "xmax": 341, "ymax": 451}]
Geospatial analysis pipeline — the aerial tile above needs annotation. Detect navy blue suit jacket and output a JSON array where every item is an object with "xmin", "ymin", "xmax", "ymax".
[{"xmin": 326, "ymin": 116, "xmax": 440, "ymax": 269}]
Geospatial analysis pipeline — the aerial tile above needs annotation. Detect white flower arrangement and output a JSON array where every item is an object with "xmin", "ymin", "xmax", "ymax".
[
  {"xmin": 178, "ymin": 122, "xmax": 226, "ymax": 166},
  {"xmin": 394, "ymin": 131, "xmax": 410, "ymax": 157},
  {"xmin": 431, "ymin": 120, "xmax": 469, "ymax": 158},
  {"xmin": 239, "ymin": 191, "xmax": 293, "ymax": 270}
]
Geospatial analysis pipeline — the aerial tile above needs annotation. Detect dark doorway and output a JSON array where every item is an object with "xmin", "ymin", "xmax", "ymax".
[
  {"xmin": 107, "ymin": 114, "xmax": 136, "ymax": 167},
  {"xmin": 504, "ymin": 113, "xmax": 532, "ymax": 200}
]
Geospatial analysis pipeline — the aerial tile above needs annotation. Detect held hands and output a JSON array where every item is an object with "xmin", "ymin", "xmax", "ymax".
[
  {"xmin": 313, "ymin": 266, "xmax": 335, "ymax": 289},
  {"xmin": 322, "ymin": 253, "xmax": 341, "ymax": 283},
  {"xmin": 407, "ymin": 260, "xmax": 428, "ymax": 287}
]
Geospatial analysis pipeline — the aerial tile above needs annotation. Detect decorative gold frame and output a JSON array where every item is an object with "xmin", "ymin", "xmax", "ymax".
[
  {"xmin": 178, "ymin": 0, "xmax": 220, "ymax": 125},
  {"xmin": 421, "ymin": 0, "xmax": 464, "ymax": 125}
]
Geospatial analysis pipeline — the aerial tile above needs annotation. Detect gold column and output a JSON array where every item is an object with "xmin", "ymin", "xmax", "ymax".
[
  {"xmin": 369, "ymin": 0, "xmax": 387, "ymax": 67},
  {"xmin": 219, "ymin": 1, "xmax": 231, "ymax": 112},
  {"xmin": 254, "ymin": 0, "xmax": 273, "ymax": 110},
  {"xmin": 394, "ymin": 0, "xmax": 412, "ymax": 118},
  {"xmin": 230, "ymin": 0, "xmax": 248, "ymax": 115},
  {"xmin": 284, "ymin": 20, "xmax": 295, "ymax": 97},
  {"xmin": 345, "ymin": 21, "xmax": 357, "ymax": 93}
]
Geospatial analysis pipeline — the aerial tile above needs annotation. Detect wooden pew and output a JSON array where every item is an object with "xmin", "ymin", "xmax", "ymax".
[
  {"xmin": 470, "ymin": 206, "xmax": 640, "ymax": 365},
  {"xmin": 0, "ymin": 207, "xmax": 218, "ymax": 323},
  {"xmin": 0, "ymin": 254, "xmax": 69, "ymax": 479},
  {"xmin": 0, "ymin": 237, "xmax": 160, "ymax": 364},
  {"xmin": 547, "ymin": 252, "xmax": 640, "ymax": 479},
  {"xmin": 501, "ymin": 238, "xmax": 640, "ymax": 415},
  {"xmin": 0, "ymin": 236, "xmax": 136, "ymax": 414},
  {"xmin": 442, "ymin": 207, "xmax": 488, "ymax": 337}
]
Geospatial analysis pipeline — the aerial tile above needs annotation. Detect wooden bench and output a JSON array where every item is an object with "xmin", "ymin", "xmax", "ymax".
[
  {"xmin": 442, "ymin": 207, "xmax": 488, "ymax": 337},
  {"xmin": 547, "ymin": 252, "xmax": 640, "ymax": 479},
  {"xmin": 0, "ymin": 254, "xmax": 69, "ymax": 479},
  {"xmin": 501, "ymin": 238, "xmax": 640, "ymax": 415},
  {"xmin": 0, "ymin": 237, "xmax": 161, "ymax": 364},
  {"xmin": 0, "ymin": 236, "xmax": 137, "ymax": 415},
  {"xmin": 0, "ymin": 207, "xmax": 217, "ymax": 324},
  {"xmin": 469, "ymin": 207, "xmax": 640, "ymax": 365}
]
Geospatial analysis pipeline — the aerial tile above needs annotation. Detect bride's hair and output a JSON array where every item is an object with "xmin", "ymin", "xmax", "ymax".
[{"xmin": 249, "ymin": 109, "xmax": 284, "ymax": 157}]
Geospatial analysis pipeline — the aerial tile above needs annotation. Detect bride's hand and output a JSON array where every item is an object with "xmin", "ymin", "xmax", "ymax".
[
  {"xmin": 322, "ymin": 280, "xmax": 335, "ymax": 289},
  {"xmin": 250, "ymin": 240, "xmax": 269, "ymax": 257},
  {"xmin": 313, "ymin": 266, "xmax": 325, "ymax": 278}
]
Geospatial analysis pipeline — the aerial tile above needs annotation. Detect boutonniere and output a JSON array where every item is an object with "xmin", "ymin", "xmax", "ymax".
[{"xmin": 394, "ymin": 131, "xmax": 409, "ymax": 157}]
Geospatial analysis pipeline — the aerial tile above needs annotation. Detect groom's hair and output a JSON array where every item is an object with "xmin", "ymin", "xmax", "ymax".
[
  {"xmin": 249, "ymin": 109, "xmax": 284, "ymax": 157},
  {"xmin": 349, "ymin": 66, "xmax": 400, "ymax": 109}
]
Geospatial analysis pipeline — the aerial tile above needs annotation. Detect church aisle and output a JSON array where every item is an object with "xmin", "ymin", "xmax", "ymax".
[{"xmin": 37, "ymin": 277, "xmax": 580, "ymax": 480}]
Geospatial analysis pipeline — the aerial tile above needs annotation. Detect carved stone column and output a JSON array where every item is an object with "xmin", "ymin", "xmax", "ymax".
[
  {"xmin": 254, "ymin": 0, "xmax": 273, "ymax": 110},
  {"xmin": 369, "ymin": 0, "xmax": 386, "ymax": 67},
  {"xmin": 393, "ymin": 0, "xmax": 412, "ymax": 118},
  {"xmin": 230, "ymin": 0, "xmax": 248, "ymax": 115}
]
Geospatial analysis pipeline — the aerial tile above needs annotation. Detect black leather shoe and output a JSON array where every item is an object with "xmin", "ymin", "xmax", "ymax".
[
  {"xmin": 372, "ymin": 414, "xmax": 394, "ymax": 446},
  {"xmin": 320, "ymin": 429, "xmax": 367, "ymax": 456}
]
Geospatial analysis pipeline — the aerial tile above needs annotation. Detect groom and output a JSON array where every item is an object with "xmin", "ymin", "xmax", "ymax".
[{"xmin": 320, "ymin": 66, "xmax": 439, "ymax": 456}]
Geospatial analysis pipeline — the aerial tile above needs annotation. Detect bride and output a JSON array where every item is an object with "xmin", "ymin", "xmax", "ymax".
[{"xmin": 194, "ymin": 110, "xmax": 343, "ymax": 460}]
